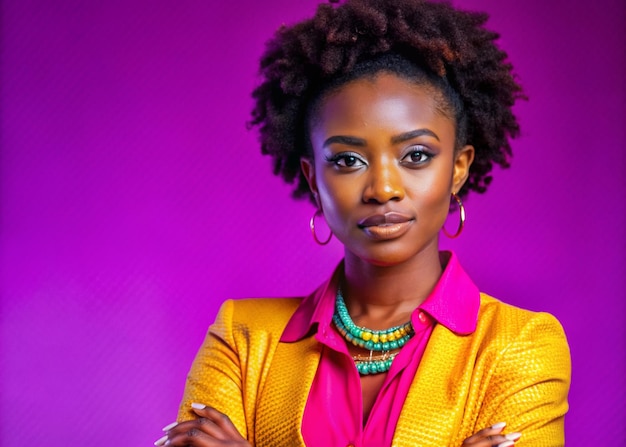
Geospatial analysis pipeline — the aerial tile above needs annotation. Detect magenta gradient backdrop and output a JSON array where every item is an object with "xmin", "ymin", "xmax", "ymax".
[{"xmin": 1, "ymin": 0, "xmax": 624, "ymax": 445}]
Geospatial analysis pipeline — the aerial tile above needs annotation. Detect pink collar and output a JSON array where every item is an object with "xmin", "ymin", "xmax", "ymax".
[{"xmin": 281, "ymin": 251, "xmax": 480, "ymax": 342}]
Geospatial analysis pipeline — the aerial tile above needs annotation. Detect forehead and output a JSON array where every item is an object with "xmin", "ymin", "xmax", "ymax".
[
  {"xmin": 322, "ymin": 72, "xmax": 438, "ymax": 108},
  {"xmin": 310, "ymin": 73, "xmax": 456, "ymax": 141}
]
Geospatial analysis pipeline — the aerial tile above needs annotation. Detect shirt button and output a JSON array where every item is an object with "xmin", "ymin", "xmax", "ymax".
[{"xmin": 418, "ymin": 311, "xmax": 427, "ymax": 324}]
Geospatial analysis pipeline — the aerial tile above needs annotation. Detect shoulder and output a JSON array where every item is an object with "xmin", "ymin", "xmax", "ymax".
[
  {"xmin": 477, "ymin": 293, "xmax": 567, "ymax": 340},
  {"xmin": 210, "ymin": 297, "xmax": 303, "ymax": 339},
  {"xmin": 475, "ymin": 293, "xmax": 570, "ymax": 373},
  {"xmin": 224, "ymin": 297, "xmax": 302, "ymax": 322},
  {"xmin": 455, "ymin": 295, "xmax": 571, "ymax": 442}
]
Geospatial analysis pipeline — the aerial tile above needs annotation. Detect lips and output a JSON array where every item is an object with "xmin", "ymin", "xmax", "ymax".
[
  {"xmin": 358, "ymin": 212, "xmax": 414, "ymax": 228},
  {"xmin": 358, "ymin": 212, "xmax": 415, "ymax": 241}
]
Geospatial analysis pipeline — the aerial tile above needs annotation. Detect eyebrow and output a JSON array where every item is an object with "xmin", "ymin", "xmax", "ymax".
[
  {"xmin": 322, "ymin": 135, "xmax": 366, "ymax": 148},
  {"xmin": 322, "ymin": 129, "xmax": 440, "ymax": 148},
  {"xmin": 391, "ymin": 129, "xmax": 440, "ymax": 144}
]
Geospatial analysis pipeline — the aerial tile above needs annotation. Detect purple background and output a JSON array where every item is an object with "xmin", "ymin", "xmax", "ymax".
[{"xmin": 1, "ymin": 0, "xmax": 624, "ymax": 445}]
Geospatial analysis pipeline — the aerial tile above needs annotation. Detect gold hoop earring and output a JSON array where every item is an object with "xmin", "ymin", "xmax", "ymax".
[
  {"xmin": 442, "ymin": 193, "xmax": 465, "ymax": 239},
  {"xmin": 310, "ymin": 209, "xmax": 333, "ymax": 245}
]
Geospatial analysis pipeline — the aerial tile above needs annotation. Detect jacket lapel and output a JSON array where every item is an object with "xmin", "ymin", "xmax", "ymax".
[
  {"xmin": 255, "ymin": 336, "xmax": 321, "ymax": 446},
  {"xmin": 392, "ymin": 325, "xmax": 474, "ymax": 447}
]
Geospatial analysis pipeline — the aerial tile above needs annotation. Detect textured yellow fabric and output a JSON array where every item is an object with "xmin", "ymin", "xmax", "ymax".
[{"xmin": 178, "ymin": 294, "xmax": 570, "ymax": 446}]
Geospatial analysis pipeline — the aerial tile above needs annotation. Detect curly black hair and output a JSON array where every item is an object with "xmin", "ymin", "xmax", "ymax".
[{"xmin": 250, "ymin": 0, "xmax": 524, "ymax": 202}]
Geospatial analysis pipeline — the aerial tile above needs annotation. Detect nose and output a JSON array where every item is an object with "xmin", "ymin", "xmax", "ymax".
[{"xmin": 362, "ymin": 159, "xmax": 405, "ymax": 203}]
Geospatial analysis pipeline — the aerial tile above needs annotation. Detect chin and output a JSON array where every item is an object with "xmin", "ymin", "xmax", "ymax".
[
  {"xmin": 352, "ymin": 245, "xmax": 420, "ymax": 267},
  {"xmin": 345, "ymin": 233, "xmax": 441, "ymax": 267}
]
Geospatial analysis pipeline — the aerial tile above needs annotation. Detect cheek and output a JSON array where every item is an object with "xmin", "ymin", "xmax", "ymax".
[
  {"xmin": 405, "ymin": 167, "xmax": 454, "ymax": 217},
  {"xmin": 411, "ymin": 159, "xmax": 453, "ymax": 189},
  {"xmin": 315, "ymin": 171, "xmax": 361, "ymax": 232},
  {"xmin": 318, "ymin": 176, "xmax": 356, "ymax": 215}
]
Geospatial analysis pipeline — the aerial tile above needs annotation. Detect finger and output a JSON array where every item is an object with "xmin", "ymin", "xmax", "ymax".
[
  {"xmin": 463, "ymin": 436, "xmax": 508, "ymax": 447},
  {"xmin": 165, "ymin": 417, "xmax": 228, "ymax": 442},
  {"xmin": 154, "ymin": 434, "xmax": 168, "ymax": 446},
  {"xmin": 500, "ymin": 432, "xmax": 522, "ymax": 444},
  {"xmin": 154, "ymin": 420, "xmax": 179, "ymax": 445},
  {"xmin": 162, "ymin": 421, "xmax": 179, "ymax": 432},
  {"xmin": 154, "ymin": 419, "xmax": 221, "ymax": 447},
  {"xmin": 504, "ymin": 432, "xmax": 522, "ymax": 443},
  {"xmin": 463, "ymin": 422, "xmax": 507, "ymax": 444},
  {"xmin": 165, "ymin": 423, "xmax": 251, "ymax": 447},
  {"xmin": 466, "ymin": 434, "xmax": 521, "ymax": 447},
  {"xmin": 492, "ymin": 430, "xmax": 522, "ymax": 446},
  {"xmin": 191, "ymin": 403, "xmax": 244, "ymax": 440},
  {"xmin": 462, "ymin": 426, "xmax": 522, "ymax": 447},
  {"xmin": 165, "ymin": 426, "xmax": 216, "ymax": 447}
]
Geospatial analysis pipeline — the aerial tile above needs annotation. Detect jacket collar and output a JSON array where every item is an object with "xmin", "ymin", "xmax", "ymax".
[{"xmin": 281, "ymin": 251, "xmax": 480, "ymax": 343}]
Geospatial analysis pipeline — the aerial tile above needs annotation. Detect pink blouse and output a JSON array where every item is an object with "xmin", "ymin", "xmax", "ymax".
[{"xmin": 280, "ymin": 251, "xmax": 480, "ymax": 447}]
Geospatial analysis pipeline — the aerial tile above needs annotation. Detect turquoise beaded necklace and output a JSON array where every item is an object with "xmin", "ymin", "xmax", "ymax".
[{"xmin": 333, "ymin": 288, "xmax": 415, "ymax": 375}]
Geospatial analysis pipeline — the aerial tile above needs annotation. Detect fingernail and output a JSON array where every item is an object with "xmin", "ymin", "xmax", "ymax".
[
  {"xmin": 497, "ymin": 442, "xmax": 514, "ymax": 447},
  {"xmin": 505, "ymin": 432, "xmax": 522, "ymax": 441},
  {"xmin": 191, "ymin": 402, "xmax": 206, "ymax": 410},
  {"xmin": 161, "ymin": 421, "xmax": 178, "ymax": 431},
  {"xmin": 491, "ymin": 422, "xmax": 507, "ymax": 430},
  {"xmin": 154, "ymin": 435, "xmax": 168, "ymax": 446}
]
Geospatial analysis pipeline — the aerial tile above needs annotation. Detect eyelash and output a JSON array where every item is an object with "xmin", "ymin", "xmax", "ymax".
[
  {"xmin": 324, "ymin": 152, "xmax": 366, "ymax": 168},
  {"xmin": 401, "ymin": 146, "xmax": 433, "ymax": 165},
  {"xmin": 324, "ymin": 146, "xmax": 434, "ymax": 169}
]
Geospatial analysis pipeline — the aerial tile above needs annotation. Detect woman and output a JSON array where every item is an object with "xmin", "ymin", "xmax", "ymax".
[{"xmin": 155, "ymin": 0, "xmax": 570, "ymax": 445}]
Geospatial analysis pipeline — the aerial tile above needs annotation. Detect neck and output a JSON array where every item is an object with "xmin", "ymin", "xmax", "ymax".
[{"xmin": 341, "ymin": 245, "xmax": 444, "ymax": 326}]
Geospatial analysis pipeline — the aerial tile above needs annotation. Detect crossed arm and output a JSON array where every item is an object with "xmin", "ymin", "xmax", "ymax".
[{"xmin": 155, "ymin": 300, "xmax": 570, "ymax": 446}]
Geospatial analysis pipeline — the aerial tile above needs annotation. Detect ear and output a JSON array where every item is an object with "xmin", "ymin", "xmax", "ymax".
[
  {"xmin": 300, "ymin": 157, "xmax": 321, "ymax": 207},
  {"xmin": 452, "ymin": 145, "xmax": 475, "ymax": 193}
]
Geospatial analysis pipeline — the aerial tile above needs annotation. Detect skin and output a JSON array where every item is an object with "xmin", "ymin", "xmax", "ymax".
[
  {"xmin": 302, "ymin": 73, "xmax": 474, "ymax": 419},
  {"xmin": 156, "ymin": 73, "xmax": 520, "ymax": 446}
]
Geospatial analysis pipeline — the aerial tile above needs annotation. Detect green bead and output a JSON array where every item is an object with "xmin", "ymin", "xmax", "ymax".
[
  {"xmin": 335, "ymin": 288, "xmax": 414, "ymax": 356},
  {"xmin": 353, "ymin": 356, "xmax": 397, "ymax": 375}
]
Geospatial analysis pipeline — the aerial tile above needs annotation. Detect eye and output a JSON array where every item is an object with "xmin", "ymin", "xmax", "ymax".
[
  {"xmin": 336, "ymin": 155, "xmax": 363, "ymax": 167},
  {"xmin": 401, "ymin": 146, "xmax": 433, "ymax": 166},
  {"xmin": 325, "ymin": 152, "xmax": 367, "ymax": 169}
]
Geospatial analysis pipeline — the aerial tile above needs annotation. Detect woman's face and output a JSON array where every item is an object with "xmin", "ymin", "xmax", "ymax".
[{"xmin": 302, "ymin": 73, "xmax": 474, "ymax": 267}]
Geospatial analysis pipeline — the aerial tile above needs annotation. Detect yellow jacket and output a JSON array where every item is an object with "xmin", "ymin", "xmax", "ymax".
[{"xmin": 178, "ymin": 294, "xmax": 570, "ymax": 446}]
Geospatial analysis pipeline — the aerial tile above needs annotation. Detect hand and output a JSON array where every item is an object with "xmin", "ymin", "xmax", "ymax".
[
  {"xmin": 461, "ymin": 422, "xmax": 522, "ymax": 447},
  {"xmin": 154, "ymin": 403, "xmax": 251, "ymax": 447}
]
